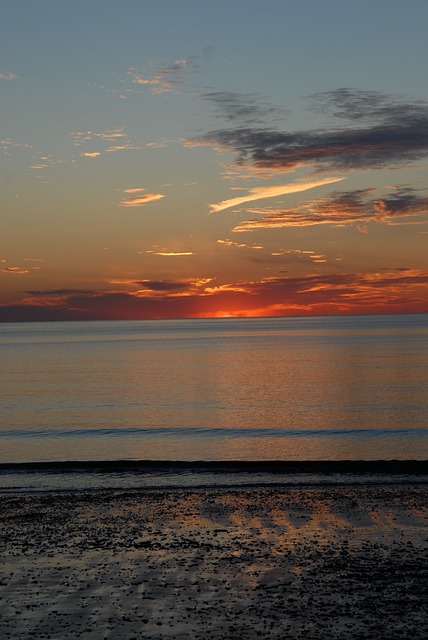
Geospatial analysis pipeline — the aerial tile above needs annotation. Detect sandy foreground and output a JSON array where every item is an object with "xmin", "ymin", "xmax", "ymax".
[{"xmin": 0, "ymin": 484, "xmax": 427, "ymax": 640}]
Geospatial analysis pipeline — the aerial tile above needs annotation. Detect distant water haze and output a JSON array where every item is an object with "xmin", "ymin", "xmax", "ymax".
[{"xmin": 0, "ymin": 315, "xmax": 427, "ymax": 463}]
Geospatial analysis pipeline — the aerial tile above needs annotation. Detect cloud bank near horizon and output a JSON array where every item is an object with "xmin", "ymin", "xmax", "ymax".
[{"xmin": 2, "ymin": 268, "xmax": 427, "ymax": 322}]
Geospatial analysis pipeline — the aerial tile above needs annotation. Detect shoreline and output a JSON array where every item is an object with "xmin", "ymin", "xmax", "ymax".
[
  {"xmin": 1, "ymin": 458, "xmax": 427, "ymax": 473},
  {"xmin": 1, "ymin": 483, "xmax": 427, "ymax": 639},
  {"xmin": 1, "ymin": 459, "xmax": 427, "ymax": 495}
]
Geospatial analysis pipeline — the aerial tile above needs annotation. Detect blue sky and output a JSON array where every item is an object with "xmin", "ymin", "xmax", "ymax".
[{"xmin": 1, "ymin": 0, "xmax": 428, "ymax": 320}]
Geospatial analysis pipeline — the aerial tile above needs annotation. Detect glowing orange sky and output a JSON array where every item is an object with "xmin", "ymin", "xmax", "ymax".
[{"xmin": 1, "ymin": 1, "xmax": 428, "ymax": 321}]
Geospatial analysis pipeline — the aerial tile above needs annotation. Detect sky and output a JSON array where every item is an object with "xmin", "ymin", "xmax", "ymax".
[{"xmin": 1, "ymin": 0, "xmax": 428, "ymax": 321}]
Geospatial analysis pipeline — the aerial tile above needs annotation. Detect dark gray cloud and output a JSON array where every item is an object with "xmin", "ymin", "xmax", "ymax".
[
  {"xmin": 305, "ymin": 88, "xmax": 428, "ymax": 125},
  {"xmin": 136, "ymin": 280, "xmax": 193, "ymax": 292},
  {"xmin": 373, "ymin": 186, "xmax": 428, "ymax": 220},
  {"xmin": 188, "ymin": 89, "xmax": 428, "ymax": 171},
  {"xmin": 25, "ymin": 289, "xmax": 87, "ymax": 296},
  {"xmin": 201, "ymin": 91, "xmax": 282, "ymax": 124}
]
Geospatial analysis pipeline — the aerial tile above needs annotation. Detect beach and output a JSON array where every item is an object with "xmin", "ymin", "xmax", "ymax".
[{"xmin": 1, "ymin": 482, "xmax": 427, "ymax": 639}]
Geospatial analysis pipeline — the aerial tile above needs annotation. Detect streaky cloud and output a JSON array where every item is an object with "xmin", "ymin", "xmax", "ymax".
[
  {"xmin": 209, "ymin": 177, "xmax": 344, "ymax": 213},
  {"xmin": 120, "ymin": 193, "xmax": 165, "ymax": 207},
  {"xmin": 232, "ymin": 186, "xmax": 428, "ymax": 231},
  {"xmin": 145, "ymin": 250, "xmax": 193, "ymax": 256}
]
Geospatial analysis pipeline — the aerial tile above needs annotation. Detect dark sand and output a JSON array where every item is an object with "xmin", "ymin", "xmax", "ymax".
[{"xmin": 1, "ymin": 484, "xmax": 427, "ymax": 639}]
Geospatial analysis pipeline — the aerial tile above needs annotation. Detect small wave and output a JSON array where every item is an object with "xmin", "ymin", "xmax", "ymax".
[{"xmin": 0, "ymin": 426, "xmax": 426, "ymax": 439}]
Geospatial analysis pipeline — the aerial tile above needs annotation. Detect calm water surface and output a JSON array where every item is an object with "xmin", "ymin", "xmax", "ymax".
[{"xmin": 0, "ymin": 314, "xmax": 427, "ymax": 463}]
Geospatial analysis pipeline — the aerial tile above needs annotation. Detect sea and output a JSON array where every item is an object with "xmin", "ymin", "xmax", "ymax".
[{"xmin": 0, "ymin": 314, "xmax": 427, "ymax": 491}]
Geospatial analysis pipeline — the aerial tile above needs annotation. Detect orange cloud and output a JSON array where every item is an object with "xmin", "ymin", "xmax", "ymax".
[
  {"xmin": 232, "ymin": 187, "xmax": 428, "ymax": 231},
  {"xmin": 128, "ymin": 57, "xmax": 198, "ymax": 94},
  {"xmin": 120, "ymin": 193, "xmax": 165, "ymax": 207},
  {"xmin": 217, "ymin": 239, "xmax": 264, "ymax": 250},
  {"xmin": 209, "ymin": 177, "xmax": 344, "ymax": 213},
  {"xmin": 145, "ymin": 250, "xmax": 193, "ymax": 256},
  {"xmin": 2, "ymin": 267, "xmax": 29, "ymax": 274}
]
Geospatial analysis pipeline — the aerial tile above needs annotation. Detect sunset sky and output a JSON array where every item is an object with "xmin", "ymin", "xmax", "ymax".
[{"xmin": 2, "ymin": 0, "xmax": 428, "ymax": 321}]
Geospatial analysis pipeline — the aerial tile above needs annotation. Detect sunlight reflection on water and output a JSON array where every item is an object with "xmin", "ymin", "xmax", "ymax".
[{"xmin": 1, "ymin": 314, "xmax": 427, "ymax": 462}]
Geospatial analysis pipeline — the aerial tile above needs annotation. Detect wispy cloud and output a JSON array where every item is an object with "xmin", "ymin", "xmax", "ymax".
[
  {"xmin": 1, "ymin": 138, "xmax": 33, "ymax": 158},
  {"xmin": 201, "ymin": 91, "xmax": 283, "ymax": 125},
  {"xmin": 128, "ymin": 57, "xmax": 198, "ymax": 94},
  {"xmin": 209, "ymin": 177, "xmax": 344, "ymax": 213},
  {"xmin": 232, "ymin": 186, "xmax": 428, "ymax": 231},
  {"xmin": 144, "ymin": 249, "xmax": 194, "ymax": 256},
  {"xmin": 2, "ymin": 266, "xmax": 29, "ymax": 274},
  {"xmin": 0, "ymin": 72, "xmax": 18, "ymax": 80},
  {"xmin": 71, "ymin": 128, "xmax": 128, "ymax": 145},
  {"xmin": 107, "ymin": 278, "xmax": 208, "ymax": 296},
  {"xmin": 188, "ymin": 89, "xmax": 428, "ymax": 173},
  {"xmin": 217, "ymin": 239, "xmax": 264, "ymax": 250},
  {"xmin": 70, "ymin": 128, "xmax": 139, "ymax": 156},
  {"xmin": 146, "ymin": 139, "xmax": 171, "ymax": 149},
  {"xmin": 119, "ymin": 190, "xmax": 165, "ymax": 207},
  {"xmin": 272, "ymin": 249, "xmax": 328, "ymax": 264}
]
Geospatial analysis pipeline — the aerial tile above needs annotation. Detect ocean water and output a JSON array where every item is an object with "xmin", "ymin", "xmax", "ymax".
[{"xmin": 0, "ymin": 314, "xmax": 427, "ymax": 466}]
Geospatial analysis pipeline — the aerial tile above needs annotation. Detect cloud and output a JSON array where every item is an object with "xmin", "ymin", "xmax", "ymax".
[
  {"xmin": 2, "ymin": 267, "xmax": 29, "ymax": 274},
  {"xmin": 70, "ymin": 128, "xmax": 139, "ymax": 155},
  {"xmin": 128, "ymin": 57, "xmax": 198, "ymax": 94},
  {"xmin": 137, "ymin": 280, "xmax": 192, "ymax": 292},
  {"xmin": 202, "ymin": 269, "xmax": 428, "ymax": 315},
  {"xmin": 232, "ymin": 186, "xmax": 428, "ymax": 231},
  {"xmin": 201, "ymin": 91, "xmax": 282, "ymax": 124},
  {"xmin": 3, "ymin": 268, "xmax": 426, "ymax": 321},
  {"xmin": 1, "ymin": 138, "xmax": 33, "ymax": 158},
  {"xmin": 106, "ymin": 145, "xmax": 139, "ymax": 153},
  {"xmin": 272, "ymin": 249, "xmax": 328, "ymax": 264},
  {"xmin": 0, "ymin": 72, "xmax": 17, "ymax": 80},
  {"xmin": 209, "ymin": 177, "xmax": 344, "ymax": 213},
  {"xmin": 107, "ymin": 278, "xmax": 208, "ymax": 296},
  {"xmin": 305, "ymin": 87, "xmax": 428, "ymax": 125},
  {"xmin": 146, "ymin": 140, "xmax": 170, "ymax": 149},
  {"xmin": 373, "ymin": 186, "xmax": 428, "ymax": 221},
  {"xmin": 119, "ymin": 192, "xmax": 165, "ymax": 207},
  {"xmin": 71, "ymin": 129, "xmax": 128, "ymax": 145},
  {"xmin": 145, "ymin": 250, "xmax": 194, "ymax": 256},
  {"xmin": 26, "ymin": 289, "xmax": 89, "ymax": 297},
  {"xmin": 217, "ymin": 239, "xmax": 264, "ymax": 250},
  {"xmin": 188, "ymin": 89, "xmax": 428, "ymax": 173}
]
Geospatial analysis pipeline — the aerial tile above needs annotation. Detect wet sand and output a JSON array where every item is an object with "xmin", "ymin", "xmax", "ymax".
[{"xmin": 1, "ymin": 484, "xmax": 427, "ymax": 639}]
